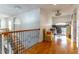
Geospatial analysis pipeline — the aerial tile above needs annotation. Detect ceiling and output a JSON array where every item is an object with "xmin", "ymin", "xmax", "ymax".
[
  {"xmin": 41, "ymin": 4, "xmax": 76, "ymax": 17},
  {"xmin": 0, "ymin": 4, "xmax": 76, "ymax": 17}
]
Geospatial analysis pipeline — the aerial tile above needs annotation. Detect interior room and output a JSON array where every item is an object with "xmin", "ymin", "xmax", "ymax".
[{"xmin": 0, "ymin": 4, "xmax": 79, "ymax": 54}]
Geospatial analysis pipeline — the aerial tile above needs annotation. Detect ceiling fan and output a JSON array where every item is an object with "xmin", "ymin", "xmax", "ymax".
[{"xmin": 55, "ymin": 10, "xmax": 62, "ymax": 16}]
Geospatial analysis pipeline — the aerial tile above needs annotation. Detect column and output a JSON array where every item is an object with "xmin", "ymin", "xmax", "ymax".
[
  {"xmin": 71, "ymin": 8, "xmax": 78, "ymax": 53},
  {"xmin": 76, "ymin": 7, "xmax": 79, "ymax": 53}
]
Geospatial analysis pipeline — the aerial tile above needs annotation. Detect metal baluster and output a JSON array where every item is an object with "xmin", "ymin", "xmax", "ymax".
[
  {"xmin": 16, "ymin": 33, "xmax": 18, "ymax": 54},
  {"xmin": 25, "ymin": 31, "xmax": 27, "ymax": 53},
  {"xmin": 28, "ymin": 31, "xmax": 30, "ymax": 48},
  {"xmin": 21, "ymin": 32, "xmax": 24, "ymax": 54},
  {"xmin": 7, "ymin": 33, "xmax": 9, "ymax": 54},
  {"xmin": 25, "ymin": 31, "xmax": 27, "ymax": 49},
  {"xmin": 19, "ymin": 32, "xmax": 23, "ymax": 54},
  {"xmin": 22, "ymin": 32, "xmax": 24, "ymax": 53},
  {"xmin": 18, "ymin": 32, "xmax": 20, "ymax": 53},
  {"xmin": 18, "ymin": 32, "xmax": 21, "ymax": 54},
  {"xmin": 16, "ymin": 32, "xmax": 18, "ymax": 53},
  {"xmin": 14, "ymin": 32, "xmax": 16, "ymax": 54},
  {"xmin": 20, "ymin": 32, "xmax": 22, "ymax": 54},
  {"xmin": 12, "ymin": 33, "xmax": 14, "ymax": 54},
  {"xmin": 19, "ymin": 32, "xmax": 22, "ymax": 54},
  {"xmin": 23, "ymin": 32, "xmax": 25, "ymax": 50},
  {"xmin": 10, "ymin": 33, "xmax": 13, "ymax": 54}
]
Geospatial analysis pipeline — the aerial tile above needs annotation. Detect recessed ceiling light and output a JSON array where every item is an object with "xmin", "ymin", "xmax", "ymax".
[
  {"xmin": 53, "ymin": 4, "xmax": 56, "ymax": 5},
  {"xmin": 15, "ymin": 5, "xmax": 22, "ymax": 10}
]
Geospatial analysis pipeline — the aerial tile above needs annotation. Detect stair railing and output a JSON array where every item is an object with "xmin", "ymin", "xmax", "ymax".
[{"xmin": 1, "ymin": 29, "xmax": 40, "ymax": 54}]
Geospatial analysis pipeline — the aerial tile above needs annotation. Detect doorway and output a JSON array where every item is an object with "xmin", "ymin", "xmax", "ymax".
[
  {"xmin": 52, "ymin": 23, "xmax": 71, "ymax": 48},
  {"xmin": 54, "ymin": 25, "xmax": 67, "ymax": 48}
]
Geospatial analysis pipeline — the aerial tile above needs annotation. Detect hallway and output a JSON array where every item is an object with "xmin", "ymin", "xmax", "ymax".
[
  {"xmin": 0, "ymin": 4, "xmax": 79, "ymax": 54},
  {"xmin": 23, "ymin": 41, "xmax": 77, "ymax": 54}
]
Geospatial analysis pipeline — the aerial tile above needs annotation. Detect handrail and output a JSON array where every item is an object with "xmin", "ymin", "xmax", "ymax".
[
  {"xmin": 1, "ymin": 28, "xmax": 40, "ymax": 34},
  {"xmin": 0, "ymin": 28, "xmax": 8, "ymax": 30},
  {"xmin": 1, "ymin": 28, "xmax": 40, "ymax": 54}
]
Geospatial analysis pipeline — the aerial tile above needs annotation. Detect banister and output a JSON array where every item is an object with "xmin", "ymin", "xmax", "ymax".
[
  {"xmin": 1, "ymin": 28, "xmax": 40, "ymax": 54},
  {"xmin": 1, "ymin": 28, "xmax": 40, "ymax": 34}
]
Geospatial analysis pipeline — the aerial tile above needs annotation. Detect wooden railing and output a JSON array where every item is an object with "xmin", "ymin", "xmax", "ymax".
[{"xmin": 1, "ymin": 29, "xmax": 40, "ymax": 54}]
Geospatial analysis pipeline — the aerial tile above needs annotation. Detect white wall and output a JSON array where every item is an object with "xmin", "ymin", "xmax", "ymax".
[
  {"xmin": 52, "ymin": 15, "xmax": 71, "ymax": 25},
  {"xmin": 40, "ymin": 9, "xmax": 52, "ymax": 30},
  {"xmin": 40, "ymin": 8, "xmax": 52, "ymax": 42}
]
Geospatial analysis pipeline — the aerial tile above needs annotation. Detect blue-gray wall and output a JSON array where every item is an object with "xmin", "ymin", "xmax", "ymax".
[{"xmin": 15, "ymin": 9, "xmax": 40, "ymax": 49}]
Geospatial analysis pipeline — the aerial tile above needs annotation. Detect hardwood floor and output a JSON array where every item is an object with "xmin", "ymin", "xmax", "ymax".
[{"xmin": 22, "ymin": 41, "xmax": 78, "ymax": 54}]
